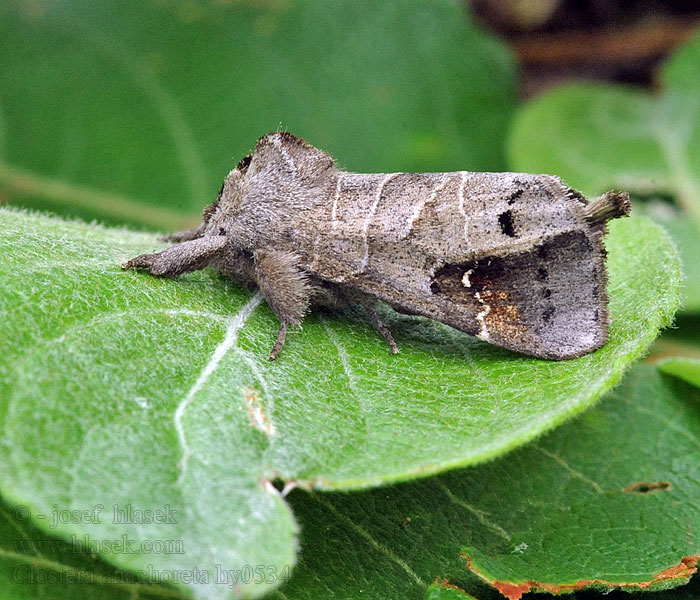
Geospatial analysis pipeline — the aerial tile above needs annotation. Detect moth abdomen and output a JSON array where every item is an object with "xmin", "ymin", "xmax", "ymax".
[{"xmin": 584, "ymin": 191, "xmax": 631, "ymax": 225}]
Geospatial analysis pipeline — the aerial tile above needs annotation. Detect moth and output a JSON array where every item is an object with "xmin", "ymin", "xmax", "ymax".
[{"xmin": 123, "ymin": 131, "xmax": 630, "ymax": 360}]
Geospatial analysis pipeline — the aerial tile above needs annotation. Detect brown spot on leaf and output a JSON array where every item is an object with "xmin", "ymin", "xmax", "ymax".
[
  {"xmin": 243, "ymin": 386, "xmax": 276, "ymax": 435},
  {"xmin": 462, "ymin": 552, "xmax": 698, "ymax": 600},
  {"xmin": 493, "ymin": 581, "xmax": 532, "ymax": 599},
  {"xmin": 623, "ymin": 480, "xmax": 672, "ymax": 493},
  {"xmin": 433, "ymin": 577, "xmax": 468, "ymax": 592}
]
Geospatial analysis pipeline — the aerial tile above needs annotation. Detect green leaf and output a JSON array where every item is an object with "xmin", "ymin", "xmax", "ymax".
[
  {"xmin": 507, "ymin": 30, "xmax": 700, "ymax": 311},
  {"xmin": 0, "ymin": 492, "xmax": 492, "ymax": 600},
  {"xmin": 457, "ymin": 367, "xmax": 700, "ymax": 597},
  {"xmin": 651, "ymin": 314, "xmax": 700, "ymax": 360},
  {"xmin": 275, "ymin": 363, "xmax": 699, "ymax": 599},
  {"xmin": 0, "ymin": 196, "xmax": 680, "ymax": 596},
  {"xmin": 0, "ymin": 497, "xmax": 185, "ymax": 600},
  {"xmin": 658, "ymin": 357, "xmax": 700, "ymax": 388},
  {"xmin": 1, "ymin": 367, "xmax": 698, "ymax": 600},
  {"xmin": 424, "ymin": 583, "xmax": 479, "ymax": 600},
  {"xmin": 0, "ymin": 0, "xmax": 515, "ymax": 229}
]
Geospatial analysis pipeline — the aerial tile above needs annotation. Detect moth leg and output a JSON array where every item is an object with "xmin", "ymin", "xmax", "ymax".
[
  {"xmin": 269, "ymin": 322, "xmax": 288, "ymax": 362},
  {"xmin": 368, "ymin": 308, "xmax": 399, "ymax": 354},
  {"xmin": 122, "ymin": 235, "xmax": 227, "ymax": 277},
  {"xmin": 335, "ymin": 287, "xmax": 400, "ymax": 354},
  {"xmin": 254, "ymin": 249, "xmax": 311, "ymax": 360},
  {"xmin": 161, "ymin": 196, "xmax": 221, "ymax": 242},
  {"xmin": 160, "ymin": 222, "xmax": 206, "ymax": 243}
]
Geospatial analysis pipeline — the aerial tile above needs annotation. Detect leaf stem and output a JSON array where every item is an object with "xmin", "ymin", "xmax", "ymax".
[{"xmin": 0, "ymin": 161, "xmax": 198, "ymax": 230}]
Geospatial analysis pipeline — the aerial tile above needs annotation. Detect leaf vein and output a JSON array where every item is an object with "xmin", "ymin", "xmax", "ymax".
[
  {"xmin": 436, "ymin": 481, "xmax": 511, "ymax": 542},
  {"xmin": 311, "ymin": 494, "xmax": 427, "ymax": 588},
  {"xmin": 533, "ymin": 445, "xmax": 605, "ymax": 493},
  {"xmin": 175, "ymin": 292, "xmax": 263, "ymax": 486},
  {"xmin": 320, "ymin": 318, "xmax": 371, "ymax": 449}
]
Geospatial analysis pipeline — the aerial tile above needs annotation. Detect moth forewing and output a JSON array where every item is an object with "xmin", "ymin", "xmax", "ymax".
[
  {"xmin": 122, "ymin": 131, "xmax": 630, "ymax": 360},
  {"xmin": 302, "ymin": 169, "xmax": 628, "ymax": 359}
]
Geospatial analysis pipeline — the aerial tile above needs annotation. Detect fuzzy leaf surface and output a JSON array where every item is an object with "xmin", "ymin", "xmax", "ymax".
[
  {"xmin": 3, "ymin": 366, "xmax": 698, "ymax": 600},
  {"xmin": 276, "ymin": 364, "xmax": 700, "ymax": 599},
  {"xmin": 0, "ymin": 205, "xmax": 680, "ymax": 597},
  {"xmin": 0, "ymin": 497, "xmax": 187, "ymax": 600},
  {"xmin": 507, "ymin": 30, "xmax": 700, "ymax": 310}
]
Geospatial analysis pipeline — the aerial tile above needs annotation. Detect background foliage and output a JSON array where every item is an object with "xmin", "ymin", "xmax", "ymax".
[
  {"xmin": 1, "ymin": 1, "xmax": 698, "ymax": 599},
  {"xmin": 0, "ymin": 0, "xmax": 513, "ymax": 227}
]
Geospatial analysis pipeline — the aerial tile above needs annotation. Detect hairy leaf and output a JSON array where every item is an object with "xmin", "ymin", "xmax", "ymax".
[
  {"xmin": 0, "ymin": 0, "xmax": 515, "ymax": 228},
  {"xmin": 507, "ymin": 30, "xmax": 700, "ymax": 310},
  {"xmin": 0, "ymin": 497, "xmax": 186, "ymax": 600},
  {"xmin": 276, "ymin": 364, "xmax": 699, "ymax": 599},
  {"xmin": 1, "ymin": 367, "xmax": 698, "ymax": 600},
  {"xmin": 424, "ymin": 584, "xmax": 479, "ymax": 600},
  {"xmin": 0, "ymin": 203, "xmax": 680, "ymax": 597}
]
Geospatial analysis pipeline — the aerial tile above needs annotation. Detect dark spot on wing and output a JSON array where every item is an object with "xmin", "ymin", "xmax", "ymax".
[
  {"xmin": 430, "ymin": 264, "xmax": 467, "ymax": 296},
  {"xmin": 498, "ymin": 210, "xmax": 516, "ymax": 237},
  {"xmin": 542, "ymin": 305, "xmax": 555, "ymax": 323},
  {"xmin": 428, "ymin": 230, "xmax": 606, "ymax": 357},
  {"xmin": 506, "ymin": 189, "xmax": 523, "ymax": 204}
]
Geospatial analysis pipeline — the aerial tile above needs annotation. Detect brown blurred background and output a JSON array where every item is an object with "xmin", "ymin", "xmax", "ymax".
[{"xmin": 470, "ymin": 0, "xmax": 700, "ymax": 97}]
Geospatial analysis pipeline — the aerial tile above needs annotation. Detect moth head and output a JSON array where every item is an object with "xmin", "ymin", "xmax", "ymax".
[{"xmin": 204, "ymin": 156, "xmax": 252, "ymax": 236}]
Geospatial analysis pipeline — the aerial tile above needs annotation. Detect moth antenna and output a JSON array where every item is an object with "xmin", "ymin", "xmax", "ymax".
[{"xmin": 584, "ymin": 191, "xmax": 631, "ymax": 224}]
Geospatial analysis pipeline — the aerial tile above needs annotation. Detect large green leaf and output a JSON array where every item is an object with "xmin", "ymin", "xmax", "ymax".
[
  {"xmin": 507, "ymin": 30, "xmax": 700, "ymax": 310},
  {"xmin": 0, "ymin": 198, "xmax": 680, "ymax": 597},
  {"xmin": 1, "ymin": 364, "xmax": 698, "ymax": 599},
  {"xmin": 0, "ymin": 0, "xmax": 515, "ymax": 228},
  {"xmin": 0, "ymin": 490, "xmax": 489, "ymax": 600},
  {"xmin": 277, "ymin": 363, "xmax": 700, "ymax": 599}
]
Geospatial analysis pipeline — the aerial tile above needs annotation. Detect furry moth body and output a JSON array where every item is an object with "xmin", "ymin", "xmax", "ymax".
[{"xmin": 123, "ymin": 132, "xmax": 630, "ymax": 360}]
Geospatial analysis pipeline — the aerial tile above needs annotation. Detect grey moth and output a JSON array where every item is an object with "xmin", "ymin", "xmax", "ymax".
[{"xmin": 123, "ymin": 132, "xmax": 630, "ymax": 360}]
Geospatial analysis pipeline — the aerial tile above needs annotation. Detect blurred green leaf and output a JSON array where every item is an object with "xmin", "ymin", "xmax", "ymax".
[
  {"xmin": 0, "ymin": 0, "xmax": 515, "ymax": 228},
  {"xmin": 658, "ymin": 357, "xmax": 700, "ymax": 388},
  {"xmin": 277, "ymin": 364, "xmax": 699, "ymax": 599},
  {"xmin": 650, "ymin": 314, "xmax": 700, "ymax": 360},
  {"xmin": 507, "ymin": 30, "xmax": 700, "ymax": 311},
  {"xmin": 0, "ymin": 199, "xmax": 680, "ymax": 597}
]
